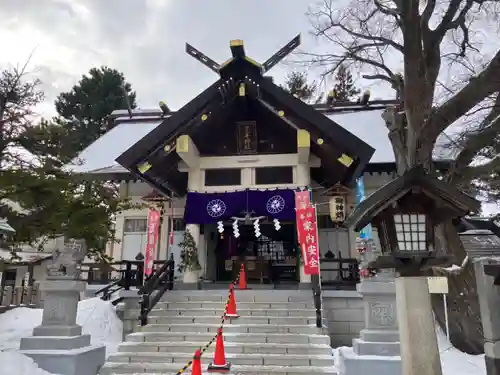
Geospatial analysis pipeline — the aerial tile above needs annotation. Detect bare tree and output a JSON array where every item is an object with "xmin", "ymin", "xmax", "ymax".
[{"xmin": 304, "ymin": 0, "xmax": 500, "ymax": 354}]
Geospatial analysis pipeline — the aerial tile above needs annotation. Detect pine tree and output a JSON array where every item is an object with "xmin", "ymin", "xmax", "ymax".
[
  {"xmin": 55, "ymin": 66, "xmax": 136, "ymax": 156},
  {"xmin": 178, "ymin": 229, "xmax": 201, "ymax": 272},
  {"xmin": 0, "ymin": 64, "xmax": 134, "ymax": 260},
  {"xmin": 331, "ymin": 64, "xmax": 360, "ymax": 102},
  {"xmin": 281, "ymin": 71, "xmax": 318, "ymax": 102}
]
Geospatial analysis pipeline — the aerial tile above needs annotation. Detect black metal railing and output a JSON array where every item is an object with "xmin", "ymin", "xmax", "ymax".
[
  {"xmin": 320, "ymin": 257, "xmax": 359, "ymax": 290},
  {"xmin": 138, "ymin": 254, "xmax": 175, "ymax": 326},
  {"xmin": 311, "ymin": 274, "xmax": 322, "ymax": 328},
  {"xmin": 90, "ymin": 260, "xmax": 167, "ymax": 304}
]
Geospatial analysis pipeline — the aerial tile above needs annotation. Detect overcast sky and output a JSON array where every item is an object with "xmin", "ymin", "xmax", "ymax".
[{"xmin": 1, "ymin": 0, "xmax": 378, "ymax": 117}]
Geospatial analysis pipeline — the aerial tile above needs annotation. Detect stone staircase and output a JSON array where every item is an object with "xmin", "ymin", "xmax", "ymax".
[{"xmin": 100, "ymin": 289, "xmax": 337, "ymax": 375}]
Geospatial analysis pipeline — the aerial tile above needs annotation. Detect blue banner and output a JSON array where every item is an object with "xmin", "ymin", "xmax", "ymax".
[{"xmin": 356, "ymin": 177, "xmax": 372, "ymax": 239}]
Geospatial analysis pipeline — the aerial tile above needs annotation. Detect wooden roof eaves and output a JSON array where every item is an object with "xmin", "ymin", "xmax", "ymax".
[
  {"xmin": 257, "ymin": 78, "xmax": 375, "ymax": 184},
  {"xmin": 346, "ymin": 166, "xmax": 480, "ymax": 231},
  {"xmin": 116, "ymin": 79, "xmax": 225, "ymax": 170}
]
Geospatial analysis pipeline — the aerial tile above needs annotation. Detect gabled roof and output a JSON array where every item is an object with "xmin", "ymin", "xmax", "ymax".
[
  {"xmin": 346, "ymin": 166, "xmax": 481, "ymax": 231},
  {"xmin": 114, "ymin": 40, "xmax": 376, "ymax": 195},
  {"xmin": 65, "ymin": 103, "xmax": 454, "ymax": 182}
]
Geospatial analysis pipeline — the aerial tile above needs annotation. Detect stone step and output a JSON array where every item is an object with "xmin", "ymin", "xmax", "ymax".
[
  {"xmin": 126, "ymin": 307, "xmax": 316, "ymax": 318},
  {"xmin": 156, "ymin": 301, "xmax": 314, "ymax": 309},
  {"xmin": 118, "ymin": 341, "xmax": 332, "ymax": 355},
  {"xmin": 127, "ymin": 331, "xmax": 331, "ymax": 345},
  {"xmin": 99, "ymin": 362, "xmax": 338, "ymax": 375},
  {"xmin": 161, "ymin": 290, "xmax": 313, "ymax": 303},
  {"xmin": 147, "ymin": 315, "xmax": 317, "ymax": 325},
  {"xmin": 108, "ymin": 351, "xmax": 335, "ymax": 367},
  {"xmin": 139, "ymin": 323, "xmax": 323, "ymax": 334}
]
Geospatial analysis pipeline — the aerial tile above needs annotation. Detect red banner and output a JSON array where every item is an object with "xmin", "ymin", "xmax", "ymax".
[
  {"xmin": 295, "ymin": 191, "xmax": 311, "ymax": 244},
  {"xmin": 144, "ymin": 208, "xmax": 161, "ymax": 277},
  {"xmin": 297, "ymin": 206, "xmax": 320, "ymax": 275}
]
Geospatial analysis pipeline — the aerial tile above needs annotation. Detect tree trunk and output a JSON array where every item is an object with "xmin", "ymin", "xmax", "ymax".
[
  {"xmin": 384, "ymin": 105, "xmax": 484, "ymax": 354},
  {"xmin": 431, "ymin": 220, "xmax": 483, "ymax": 354}
]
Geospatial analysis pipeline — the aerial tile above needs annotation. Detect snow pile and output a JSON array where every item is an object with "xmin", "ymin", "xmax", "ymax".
[
  {"xmin": 437, "ymin": 329, "xmax": 486, "ymax": 375},
  {"xmin": 0, "ymin": 297, "xmax": 123, "ymax": 355},
  {"xmin": 333, "ymin": 327, "xmax": 486, "ymax": 375},
  {"xmin": 0, "ymin": 352, "xmax": 61, "ymax": 375}
]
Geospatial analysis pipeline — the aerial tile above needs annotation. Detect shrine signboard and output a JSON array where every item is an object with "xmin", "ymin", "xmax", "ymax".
[
  {"xmin": 297, "ymin": 205, "xmax": 320, "ymax": 275},
  {"xmin": 236, "ymin": 121, "xmax": 257, "ymax": 154}
]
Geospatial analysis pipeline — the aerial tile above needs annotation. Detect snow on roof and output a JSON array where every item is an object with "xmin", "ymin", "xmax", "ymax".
[
  {"xmin": 326, "ymin": 109, "xmax": 455, "ymax": 163},
  {"xmin": 0, "ymin": 249, "xmax": 52, "ymax": 263},
  {"xmin": 67, "ymin": 108, "xmax": 456, "ymax": 176},
  {"xmin": 64, "ymin": 119, "xmax": 163, "ymax": 174}
]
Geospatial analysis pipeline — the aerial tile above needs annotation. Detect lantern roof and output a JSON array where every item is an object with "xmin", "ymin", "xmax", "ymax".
[{"xmin": 346, "ymin": 165, "xmax": 481, "ymax": 232}]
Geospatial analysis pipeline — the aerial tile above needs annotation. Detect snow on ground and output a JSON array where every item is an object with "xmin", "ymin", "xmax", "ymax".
[
  {"xmin": 0, "ymin": 352, "xmax": 61, "ymax": 375},
  {"xmin": 333, "ymin": 328, "xmax": 486, "ymax": 375},
  {"xmin": 0, "ymin": 297, "xmax": 123, "ymax": 375},
  {"xmin": 0, "ymin": 297, "xmax": 487, "ymax": 375},
  {"xmin": 437, "ymin": 328, "xmax": 486, "ymax": 375}
]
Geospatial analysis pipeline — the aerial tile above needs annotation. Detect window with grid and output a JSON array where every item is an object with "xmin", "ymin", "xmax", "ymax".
[
  {"xmin": 172, "ymin": 218, "xmax": 186, "ymax": 231},
  {"xmin": 394, "ymin": 214, "xmax": 427, "ymax": 251},
  {"xmin": 123, "ymin": 218, "xmax": 147, "ymax": 233}
]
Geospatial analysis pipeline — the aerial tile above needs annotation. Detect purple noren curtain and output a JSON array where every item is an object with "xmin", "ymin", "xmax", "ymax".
[{"xmin": 184, "ymin": 189, "xmax": 296, "ymax": 224}]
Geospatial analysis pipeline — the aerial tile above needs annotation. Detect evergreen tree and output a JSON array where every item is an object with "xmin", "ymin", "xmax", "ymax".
[
  {"xmin": 331, "ymin": 64, "xmax": 360, "ymax": 102},
  {"xmin": 281, "ymin": 71, "xmax": 318, "ymax": 102},
  {"xmin": 55, "ymin": 66, "xmax": 137, "ymax": 155},
  {"xmin": 177, "ymin": 229, "xmax": 201, "ymax": 272},
  {"xmin": 0, "ymin": 64, "xmax": 133, "ymax": 260}
]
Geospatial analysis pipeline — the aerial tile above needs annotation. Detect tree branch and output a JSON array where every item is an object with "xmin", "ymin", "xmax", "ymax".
[
  {"xmin": 317, "ymin": 6, "xmax": 404, "ymax": 53},
  {"xmin": 420, "ymin": 0, "xmax": 437, "ymax": 31},
  {"xmin": 423, "ymin": 49, "xmax": 500, "ymax": 142},
  {"xmin": 459, "ymin": 155, "xmax": 500, "ymax": 182},
  {"xmin": 448, "ymin": 94, "xmax": 500, "ymax": 180}
]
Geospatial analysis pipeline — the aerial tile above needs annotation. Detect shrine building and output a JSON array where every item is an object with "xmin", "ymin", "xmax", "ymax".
[{"xmin": 68, "ymin": 37, "xmax": 453, "ymax": 288}]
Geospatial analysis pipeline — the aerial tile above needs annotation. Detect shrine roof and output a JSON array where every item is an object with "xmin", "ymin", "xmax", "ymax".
[
  {"xmin": 65, "ymin": 104, "xmax": 453, "ymax": 181},
  {"xmin": 345, "ymin": 166, "xmax": 481, "ymax": 232}
]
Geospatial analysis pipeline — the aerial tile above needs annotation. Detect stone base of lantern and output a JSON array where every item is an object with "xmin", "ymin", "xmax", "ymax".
[
  {"xmin": 20, "ymin": 338, "xmax": 105, "ymax": 375},
  {"xmin": 19, "ymin": 276, "xmax": 106, "ymax": 375},
  {"xmin": 338, "ymin": 270, "xmax": 402, "ymax": 375}
]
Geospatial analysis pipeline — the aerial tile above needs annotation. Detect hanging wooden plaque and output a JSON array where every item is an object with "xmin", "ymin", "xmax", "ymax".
[{"xmin": 236, "ymin": 121, "xmax": 257, "ymax": 154}]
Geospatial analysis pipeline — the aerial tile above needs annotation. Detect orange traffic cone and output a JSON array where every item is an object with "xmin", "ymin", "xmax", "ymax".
[
  {"xmin": 191, "ymin": 348, "xmax": 202, "ymax": 375},
  {"xmin": 238, "ymin": 263, "xmax": 247, "ymax": 290},
  {"xmin": 225, "ymin": 284, "xmax": 239, "ymax": 318},
  {"xmin": 207, "ymin": 327, "xmax": 231, "ymax": 372}
]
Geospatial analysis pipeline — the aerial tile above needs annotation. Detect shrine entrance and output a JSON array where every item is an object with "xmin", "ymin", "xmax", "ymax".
[{"xmin": 214, "ymin": 222, "xmax": 298, "ymax": 284}]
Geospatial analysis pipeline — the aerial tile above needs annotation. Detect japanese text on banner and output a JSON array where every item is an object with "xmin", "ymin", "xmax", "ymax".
[
  {"xmin": 144, "ymin": 209, "xmax": 161, "ymax": 276},
  {"xmin": 294, "ymin": 191, "xmax": 310, "ymax": 244},
  {"xmin": 297, "ymin": 206, "xmax": 320, "ymax": 275}
]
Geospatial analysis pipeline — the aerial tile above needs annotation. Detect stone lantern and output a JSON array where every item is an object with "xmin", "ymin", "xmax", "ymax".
[
  {"xmin": 346, "ymin": 166, "xmax": 480, "ymax": 276},
  {"xmin": 474, "ymin": 259, "xmax": 500, "ymax": 375},
  {"xmin": 345, "ymin": 166, "xmax": 480, "ymax": 375}
]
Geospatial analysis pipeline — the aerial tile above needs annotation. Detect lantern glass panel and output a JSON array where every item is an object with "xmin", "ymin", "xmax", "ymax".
[{"xmin": 393, "ymin": 213, "xmax": 427, "ymax": 252}]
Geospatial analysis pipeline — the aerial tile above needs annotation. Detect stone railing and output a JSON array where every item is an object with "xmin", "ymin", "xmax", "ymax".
[{"xmin": 0, "ymin": 284, "xmax": 41, "ymax": 313}]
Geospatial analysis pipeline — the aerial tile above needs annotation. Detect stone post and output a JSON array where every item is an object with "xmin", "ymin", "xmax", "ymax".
[
  {"xmin": 473, "ymin": 257, "xmax": 500, "ymax": 375},
  {"xmin": 115, "ymin": 289, "xmax": 142, "ymax": 340},
  {"xmin": 395, "ymin": 276, "xmax": 442, "ymax": 375},
  {"xmin": 338, "ymin": 269, "xmax": 402, "ymax": 375},
  {"xmin": 20, "ymin": 239, "xmax": 106, "ymax": 375}
]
